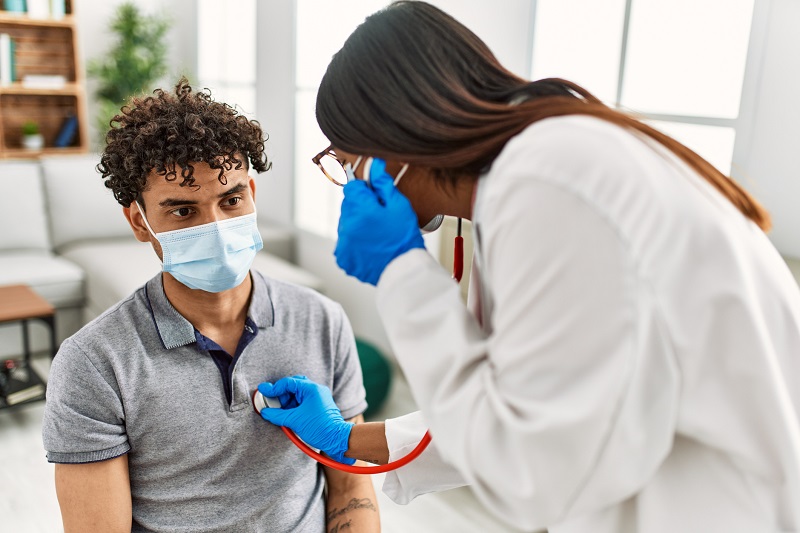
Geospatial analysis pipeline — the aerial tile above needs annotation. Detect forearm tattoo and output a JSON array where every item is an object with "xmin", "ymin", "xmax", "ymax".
[
  {"xmin": 329, "ymin": 519, "xmax": 352, "ymax": 533},
  {"xmin": 327, "ymin": 498, "xmax": 377, "ymax": 532}
]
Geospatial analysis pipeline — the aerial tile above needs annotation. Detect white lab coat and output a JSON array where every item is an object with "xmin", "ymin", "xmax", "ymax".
[{"xmin": 375, "ymin": 116, "xmax": 800, "ymax": 532}]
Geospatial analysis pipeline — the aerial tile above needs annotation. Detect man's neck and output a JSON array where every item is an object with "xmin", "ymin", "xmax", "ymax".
[{"xmin": 161, "ymin": 273, "xmax": 252, "ymax": 337}]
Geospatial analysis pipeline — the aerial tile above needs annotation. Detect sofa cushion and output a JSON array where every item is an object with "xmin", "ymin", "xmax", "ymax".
[
  {"xmin": 0, "ymin": 161, "xmax": 50, "ymax": 252},
  {"xmin": 252, "ymin": 252, "xmax": 324, "ymax": 292},
  {"xmin": 0, "ymin": 251, "xmax": 85, "ymax": 308},
  {"xmin": 59, "ymin": 239, "xmax": 324, "ymax": 319},
  {"xmin": 58, "ymin": 238, "xmax": 161, "ymax": 318},
  {"xmin": 39, "ymin": 154, "xmax": 132, "ymax": 251}
]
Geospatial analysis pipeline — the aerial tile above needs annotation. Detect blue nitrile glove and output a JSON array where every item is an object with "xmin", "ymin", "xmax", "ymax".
[
  {"xmin": 334, "ymin": 158, "xmax": 425, "ymax": 285},
  {"xmin": 258, "ymin": 376, "xmax": 356, "ymax": 465}
]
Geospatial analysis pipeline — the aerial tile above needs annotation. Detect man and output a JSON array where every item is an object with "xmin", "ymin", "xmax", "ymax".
[{"xmin": 42, "ymin": 79, "xmax": 380, "ymax": 532}]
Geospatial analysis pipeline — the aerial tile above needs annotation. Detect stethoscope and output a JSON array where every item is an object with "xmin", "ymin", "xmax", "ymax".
[{"xmin": 253, "ymin": 158, "xmax": 465, "ymax": 473}]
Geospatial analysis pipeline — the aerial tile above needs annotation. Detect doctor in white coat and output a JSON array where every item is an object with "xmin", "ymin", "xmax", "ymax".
[{"xmin": 258, "ymin": 2, "xmax": 800, "ymax": 531}]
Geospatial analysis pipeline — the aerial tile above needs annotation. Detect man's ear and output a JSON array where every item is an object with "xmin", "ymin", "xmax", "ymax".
[
  {"xmin": 249, "ymin": 176, "xmax": 256, "ymax": 203},
  {"xmin": 123, "ymin": 203, "xmax": 153, "ymax": 243}
]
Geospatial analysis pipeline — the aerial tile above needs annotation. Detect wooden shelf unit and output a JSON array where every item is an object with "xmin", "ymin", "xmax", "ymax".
[{"xmin": 0, "ymin": 0, "xmax": 88, "ymax": 158}]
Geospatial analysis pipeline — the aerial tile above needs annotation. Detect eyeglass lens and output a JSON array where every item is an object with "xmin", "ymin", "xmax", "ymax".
[{"xmin": 318, "ymin": 153, "xmax": 348, "ymax": 186}]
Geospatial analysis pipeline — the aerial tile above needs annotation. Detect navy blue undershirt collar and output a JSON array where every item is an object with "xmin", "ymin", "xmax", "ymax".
[
  {"xmin": 195, "ymin": 317, "xmax": 258, "ymax": 405},
  {"xmin": 145, "ymin": 271, "xmax": 275, "ymax": 350}
]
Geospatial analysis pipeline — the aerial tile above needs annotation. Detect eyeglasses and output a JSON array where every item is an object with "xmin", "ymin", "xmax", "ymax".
[{"xmin": 312, "ymin": 144, "xmax": 352, "ymax": 187}]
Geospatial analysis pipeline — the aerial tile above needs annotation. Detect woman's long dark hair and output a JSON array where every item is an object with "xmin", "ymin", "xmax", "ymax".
[{"xmin": 316, "ymin": 1, "xmax": 770, "ymax": 231}]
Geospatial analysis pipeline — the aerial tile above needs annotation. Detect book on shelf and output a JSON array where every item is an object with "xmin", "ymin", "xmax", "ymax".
[
  {"xmin": 25, "ymin": 0, "xmax": 49, "ymax": 19},
  {"xmin": 21, "ymin": 74, "xmax": 66, "ymax": 89},
  {"xmin": 54, "ymin": 113, "xmax": 78, "ymax": 147},
  {"xmin": 2, "ymin": 0, "xmax": 27, "ymax": 15},
  {"xmin": 0, "ymin": 33, "xmax": 16, "ymax": 86},
  {"xmin": 50, "ymin": 0, "xmax": 66, "ymax": 20}
]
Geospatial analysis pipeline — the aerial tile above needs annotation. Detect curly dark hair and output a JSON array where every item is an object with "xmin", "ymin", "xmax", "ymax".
[{"xmin": 97, "ymin": 77, "xmax": 271, "ymax": 207}]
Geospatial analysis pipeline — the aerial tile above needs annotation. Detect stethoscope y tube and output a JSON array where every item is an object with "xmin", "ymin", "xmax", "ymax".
[{"xmin": 254, "ymin": 219, "xmax": 465, "ymax": 474}]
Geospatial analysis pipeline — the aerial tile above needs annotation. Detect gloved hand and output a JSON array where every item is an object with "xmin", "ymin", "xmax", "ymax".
[
  {"xmin": 258, "ymin": 376, "xmax": 356, "ymax": 465},
  {"xmin": 335, "ymin": 158, "xmax": 425, "ymax": 285}
]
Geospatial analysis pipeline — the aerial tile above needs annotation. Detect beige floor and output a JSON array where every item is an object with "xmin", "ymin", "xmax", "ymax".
[{"xmin": 0, "ymin": 354, "xmax": 526, "ymax": 533}]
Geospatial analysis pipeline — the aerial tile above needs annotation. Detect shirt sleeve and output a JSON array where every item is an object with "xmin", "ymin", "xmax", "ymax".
[
  {"xmin": 376, "ymin": 176, "xmax": 679, "ymax": 529},
  {"xmin": 329, "ymin": 303, "xmax": 368, "ymax": 420},
  {"xmin": 42, "ymin": 338, "xmax": 130, "ymax": 463},
  {"xmin": 382, "ymin": 411, "xmax": 467, "ymax": 504}
]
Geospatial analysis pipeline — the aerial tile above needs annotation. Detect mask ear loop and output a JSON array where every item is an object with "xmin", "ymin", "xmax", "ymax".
[
  {"xmin": 393, "ymin": 164, "xmax": 409, "ymax": 186},
  {"xmin": 135, "ymin": 202, "xmax": 158, "ymax": 239},
  {"xmin": 344, "ymin": 156, "xmax": 364, "ymax": 183},
  {"xmin": 363, "ymin": 157, "xmax": 374, "ymax": 186}
]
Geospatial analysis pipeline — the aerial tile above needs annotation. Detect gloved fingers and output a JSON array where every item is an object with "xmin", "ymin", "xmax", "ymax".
[
  {"xmin": 256, "ymin": 382, "xmax": 294, "ymax": 409},
  {"xmin": 342, "ymin": 179, "xmax": 378, "ymax": 205},
  {"xmin": 262, "ymin": 376, "xmax": 306, "ymax": 401},
  {"xmin": 260, "ymin": 406, "xmax": 292, "ymax": 426},
  {"xmin": 257, "ymin": 381, "xmax": 274, "ymax": 396},
  {"xmin": 368, "ymin": 158, "xmax": 396, "ymax": 204},
  {"xmin": 276, "ymin": 392, "xmax": 298, "ymax": 409},
  {"xmin": 281, "ymin": 396, "xmax": 300, "ymax": 409}
]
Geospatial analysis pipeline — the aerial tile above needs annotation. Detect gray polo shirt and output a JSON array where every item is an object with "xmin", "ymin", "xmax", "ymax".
[{"xmin": 42, "ymin": 271, "xmax": 367, "ymax": 532}]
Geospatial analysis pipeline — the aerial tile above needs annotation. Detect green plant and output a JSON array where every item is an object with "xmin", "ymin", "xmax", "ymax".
[
  {"xmin": 21, "ymin": 121, "xmax": 39, "ymax": 136},
  {"xmin": 88, "ymin": 2, "xmax": 170, "ymax": 144}
]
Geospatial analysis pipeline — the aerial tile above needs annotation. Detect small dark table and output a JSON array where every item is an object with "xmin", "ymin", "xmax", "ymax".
[{"xmin": 0, "ymin": 284, "xmax": 57, "ymax": 410}]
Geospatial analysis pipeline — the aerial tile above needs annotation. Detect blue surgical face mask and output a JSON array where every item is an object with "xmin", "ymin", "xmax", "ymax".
[
  {"xmin": 345, "ymin": 157, "xmax": 444, "ymax": 234},
  {"xmin": 136, "ymin": 203, "xmax": 263, "ymax": 293}
]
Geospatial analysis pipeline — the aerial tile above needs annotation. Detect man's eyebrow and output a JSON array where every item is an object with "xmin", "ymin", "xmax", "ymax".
[
  {"xmin": 218, "ymin": 182, "xmax": 247, "ymax": 198},
  {"xmin": 159, "ymin": 197, "xmax": 198, "ymax": 208},
  {"xmin": 157, "ymin": 183, "xmax": 248, "ymax": 208}
]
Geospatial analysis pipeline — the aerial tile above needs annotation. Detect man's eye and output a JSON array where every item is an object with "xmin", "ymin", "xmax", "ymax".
[
  {"xmin": 171, "ymin": 207, "xmax": 193, "ymax": 218},
  {"xmin": 225, "ymin": 197, "xmax": 242, "ymax": 206}
]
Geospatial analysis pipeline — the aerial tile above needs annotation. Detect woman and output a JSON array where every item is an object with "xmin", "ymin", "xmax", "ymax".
[{"xmin": 259, "ymin": 2, "xmax": 800, "ymax": 531}]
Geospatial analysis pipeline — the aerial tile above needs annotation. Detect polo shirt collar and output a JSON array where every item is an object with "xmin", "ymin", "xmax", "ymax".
[
  {"xmin": 248, "ymin": 271, "xmax": 274, "ymax": 329},
  {"xmin": 145, "ymin": 271, "xmax": 274, "ymax": 350}
]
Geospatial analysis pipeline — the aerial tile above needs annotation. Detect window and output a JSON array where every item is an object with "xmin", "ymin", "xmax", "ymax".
[
  {"xmin": 532, "ymin": 0, "xmax": 755, "ymax": 175},
  {"xmin": 197, "ymin": 0, "xmax": 257, "ymax": 118}
]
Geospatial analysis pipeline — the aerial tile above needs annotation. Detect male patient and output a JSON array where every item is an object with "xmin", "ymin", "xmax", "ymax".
[{"xmin": 41, "ymin": 78, "xmax": 379, "ymax": 532}]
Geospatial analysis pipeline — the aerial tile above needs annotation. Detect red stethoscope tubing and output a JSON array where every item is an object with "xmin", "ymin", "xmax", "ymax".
[
  {"xmin": 281, "ymin": 219, "xmax": 464, "ymax": 474},
  {"xmin": 281, "ymin": 426, "xmax": 432, "ymax": 474},
  {"xmin": 453, "ymin": 217, "xmax": 464, "ymax": 282}
]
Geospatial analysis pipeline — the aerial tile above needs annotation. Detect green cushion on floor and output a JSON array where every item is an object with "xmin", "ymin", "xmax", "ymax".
[{"xmin": 356, "ymin": 338, "xmax": 392, "ymax": 418}]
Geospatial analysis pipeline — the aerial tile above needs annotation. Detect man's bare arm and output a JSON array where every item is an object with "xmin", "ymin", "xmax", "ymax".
[
  {"xmin": 55, "ymin": 454, "xmax": 132, "ymax": 533},
  {"xmin": 323, "ymin": 414, "xmax": 381, "ymax": 533}
]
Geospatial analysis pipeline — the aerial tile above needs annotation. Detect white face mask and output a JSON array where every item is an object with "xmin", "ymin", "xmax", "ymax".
[
  {"xmin": 345, "ymin": 157, "xmax": 444, "ymax": 233},
  {"xmin": 136, "ymin": 203, "xmax": 263, "ymax": 292}
]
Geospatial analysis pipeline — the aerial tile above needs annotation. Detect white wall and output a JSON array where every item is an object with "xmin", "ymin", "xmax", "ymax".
[
  {"xmin": 254, "ymin": 1, "xmax": 295, "ymax": 227},
  {"xmin": 74, "ymin": 0, "xmax": 197, "ymax": 146},
  {"xmin": 732, "ymin": 0, "xmax": 800, "ymax": 258}
]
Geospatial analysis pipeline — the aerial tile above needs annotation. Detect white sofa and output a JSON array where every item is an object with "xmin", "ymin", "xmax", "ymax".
[{"xmin": 0, "ymin": 154, "xmax": 322, "ymax": 358}]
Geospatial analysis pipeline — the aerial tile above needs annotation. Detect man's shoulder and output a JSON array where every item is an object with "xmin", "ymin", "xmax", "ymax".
[{"xmin": 65, "ymin": 285, "xmax": 153, "ymax": 352}]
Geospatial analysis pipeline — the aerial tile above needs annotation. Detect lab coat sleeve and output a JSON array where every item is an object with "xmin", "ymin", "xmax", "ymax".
[
  {"xmin": 376, "ymin": 176, "xmax": 678, "ymax": 529},
  {"xmin": 382, "ymin": 411, "xmax": 468, "ymax": 504}
]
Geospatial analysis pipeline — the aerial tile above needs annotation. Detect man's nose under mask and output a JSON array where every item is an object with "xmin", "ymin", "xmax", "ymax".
[{"xmin": 136, "ymin": 203, "xmax": 263, "ymax": 292}]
